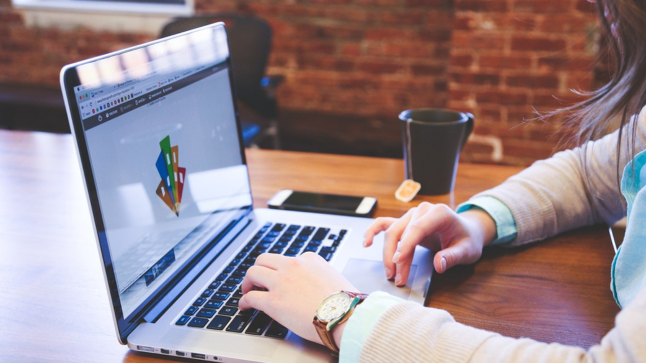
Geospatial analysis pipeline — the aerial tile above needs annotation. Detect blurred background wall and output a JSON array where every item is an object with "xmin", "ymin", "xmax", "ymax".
[{"xmin": 0, "ymin": 0, "xmax": 602, "ymax": 165}]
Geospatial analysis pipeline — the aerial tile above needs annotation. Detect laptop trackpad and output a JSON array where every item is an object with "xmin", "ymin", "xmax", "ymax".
[{"xmin": 341, "ymin": 259, "xmax": 417, "ymax": 300}]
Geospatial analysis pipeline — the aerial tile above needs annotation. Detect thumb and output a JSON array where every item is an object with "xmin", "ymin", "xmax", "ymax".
[{"xmin": 434, "ymin": 243, "xmax": 471, "ymax": 273}]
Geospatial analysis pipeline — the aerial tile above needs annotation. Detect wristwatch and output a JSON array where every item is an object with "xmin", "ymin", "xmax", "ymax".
[{"xmin": 313, "ymin": 291, "xmax": 368, "ymax": 356}]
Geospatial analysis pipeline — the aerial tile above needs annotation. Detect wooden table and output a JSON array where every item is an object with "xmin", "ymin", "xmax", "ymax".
[{"xmin": 0, "ymin": 130, "xmax": 620, "ymax": 362}]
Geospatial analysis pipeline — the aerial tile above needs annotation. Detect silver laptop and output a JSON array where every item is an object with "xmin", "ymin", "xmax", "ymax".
[{"xmin": 60, "ymin": 22, "xmax": 433, "ymax": 362}]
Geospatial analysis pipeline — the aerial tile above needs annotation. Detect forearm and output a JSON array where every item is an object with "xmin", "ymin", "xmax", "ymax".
[{"xmin": 349, "ymin": 287, "xmax": 646, "ymax": 363}]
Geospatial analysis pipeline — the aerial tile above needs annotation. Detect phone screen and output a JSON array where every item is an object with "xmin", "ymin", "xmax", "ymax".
[{"xmin": 283, "ymin": 192, "xmax": 363, "ymax": 212}]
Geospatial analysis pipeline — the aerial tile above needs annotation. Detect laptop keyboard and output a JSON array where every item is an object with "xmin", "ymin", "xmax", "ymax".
[{"xmin": 175, "ymin": 222, "xmax": 347, "ymax": 338}]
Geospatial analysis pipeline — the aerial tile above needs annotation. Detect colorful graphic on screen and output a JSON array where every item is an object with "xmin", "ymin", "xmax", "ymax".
[{"xmin": 155, "ymin": 136, "xmax": 186, "ymax": 216}]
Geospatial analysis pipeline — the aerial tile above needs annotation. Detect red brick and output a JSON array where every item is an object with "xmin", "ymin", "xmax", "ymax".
[
  {"xmin": 506, "ymin": 75, "xmax": 559, "ymax": 89},
  {"xmin": 450, "ymin": 53, "xmax": 474, "ymax": 67},
  {"xmin": 379, "ymin": 10, "xmax": 425, "ymax": 24},
  {"xmin": 411, "ymin": 64, "xmax": 446, "ymax": 76},
  {"xmin": 452, "ymin": 32, "xmax": 506, "ymax": 50},
  {"xmin": 537, "ymin": 56, "xmax": 594, "ymax": 71},
  {"xmin": 479, "ymin": 54, "xmax": 532, "ymax": 69},
  {"xmin": 449, "ymin": 88, "xmax": 471, "ymax": 101},
  {"xmin": 403, "ymin": 0, "xmax": 444, "ymax": 7},
  {"xmin": 450, "ymin": 72, "xmax": 500, "ymax": 86},
  {"xmin": 455, "ymin": 0, "xmax": 508, "ymax": 12},
  {"xmin": 511, "ymin": 15, "xmax": 537, "ymax": 31},
  {"xmin": 476, "ymin": 90, "xmax": 528, "ymax": 105},
  {"xmin": 383, "ymin": 42, "xmax": 437, "ymax": 58},
  {"xmin": 539, "ymin": 15, "xmax": 592, "ymax": 33},
  {"xmin": 365, "ymin": 28, "xmax": 414, "ymax": 41},
  {"xmin": 359, "ymin": 61, "xmax": 403, "ymax": 74},
  {"xmin": 418, "ymin": 29, "xmax": 453, "ymax": 42},
  {"xmin": 513, "ymin": 1, "xmax": 572, "ymax": 13},
  {"xmin": 355, "ymin": 0, "xmax": 400, "ymax": 6},
  {"xmin": 511, "ymin": 36, "xmax": 566, "ymax": 52},
  {"xmin": 0, "ymin": 11, "xmax": 23, "ymax": 24},
  {"xmin": 453, "ymin": 13, "xmax": 474, "ymax": 31}
]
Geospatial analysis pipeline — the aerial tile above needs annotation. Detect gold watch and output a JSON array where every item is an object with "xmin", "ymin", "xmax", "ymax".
[{"xmin": 313, "ymin": 291, "xmax": 368, "ymax": 356}]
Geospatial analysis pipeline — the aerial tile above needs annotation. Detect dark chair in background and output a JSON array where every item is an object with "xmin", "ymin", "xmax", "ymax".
[{"xmin": 160, "ymin": 14, "xmax": 283, "ymax": 148}]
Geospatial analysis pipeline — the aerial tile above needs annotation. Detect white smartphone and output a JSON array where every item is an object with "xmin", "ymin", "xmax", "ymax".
[{"xmin": 267, "ymin": 189, "xmax": 378, "ymax": 218}]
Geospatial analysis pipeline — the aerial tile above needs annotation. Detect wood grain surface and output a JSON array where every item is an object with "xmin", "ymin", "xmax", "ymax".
[{"xmin": 0, "ymin": 130, "xmax": 620, "ymax": 363}]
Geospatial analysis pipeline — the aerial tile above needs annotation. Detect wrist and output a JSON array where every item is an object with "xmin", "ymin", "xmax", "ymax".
[
  {"xmin": 332, "ymin": 319, "xmax": 346, "ymax": 349},
  {"xmin": 460, "ymin": 209, "xmax": 497, "ymax": 247}
]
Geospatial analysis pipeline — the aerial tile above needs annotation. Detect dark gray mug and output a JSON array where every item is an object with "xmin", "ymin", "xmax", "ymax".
[{"xmin": 399, "ymin": 109, "xmax": 474, "ymax": 195}]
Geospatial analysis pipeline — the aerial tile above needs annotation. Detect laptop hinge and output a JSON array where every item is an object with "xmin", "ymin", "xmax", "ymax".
[{"xmin": 141, "ymin": 216, "xmax": 252, "ymax": 323}]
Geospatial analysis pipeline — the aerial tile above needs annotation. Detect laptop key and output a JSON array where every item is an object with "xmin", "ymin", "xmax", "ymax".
[
  {"xmin": 303, "ymin": 246, "xmax": 318, "ymax": 253},
  {"xmin": 320, "ymin": 246, "xmax": 336, "ymax": 254},
  {"xmin": 312, "ymin": 228, "xmax": 330, "ymax": 241},
  {"xmin": 187, "ymin": 317, "xmax": 209, "ymax": 328},
  {"xmin": 176, "ymin": 315, "xmax": 191, "ymax": 326},
  {"xmin": 223, "ymin": 265, "xmax": 235, "ymax": 273},
  {"xmin": 196, "ymin": 308, "xmax": 216, "ymax": 318},
  {"xmin": 286, "ymin": 247, "xmax": 300, "ymax": 255},
  {"xmin": 208, "ymin": 281, "xmax": 222, "ymax": 290},
  {"xmin": 220, "ymin": 306, "xmax": 238, "ymax": 316},
  {"xmin": 269, "ymin": 247, "xmax": 283, "ymax": 254},
  {"xmin": 287, "ymin": 224, "xmax": 301, "ymax": 230},
  {"xmin": 319, "ymin": 252, "xmax": 333, "ymax": 261},
  {"xmin": 300, "ymin": 226, "xmax": 315, "ymax": 236},
  {"xmin": 271, "ymin": 223, "xmax": 286, "ymax": 232},
  {"xmin": 201, "ymin": 289, "xmax": 215, "ymax": 298},
  {"xmin": 184, "ymin": 306, "xmax": 199, "ymax": 315},
  {"xmin": 207, "ymin": 315, "xmax": 231, "ymax": 330},
  {"xmin": 219, "ymin": 284, "xmax": 236, "ymax": 293},
  {"xmin": 215, "ymin": 273, "xmax": 228, "ymax": 281},
  {"xmin": 226, "ymin": 314, "xmax": 253, "ymax": 333},
  {"xmin": 274, "ymin": 241, "xmax": 288, "ymax": 248},
  {"xmin": 226, "ymin": 298, "xmax": 239, "ymax": 307},
  {"xmin": 205, "ymin": 300, "xmax": 223, "ymax": 309},
  {"xmin": 279, "ymin": 235, "xmax": 294, "ymax": 243},
  {"xmin": 245, "ymin": 312, "xmax": 272, "ymax": 335},
  {"xmin": 212, "ymin": 292, "xmax": 230, "ymax": 300},
  {"xmin": 239, "ymin": 308, "xmax": 257, "ymax": 317},
  {"xmin": 266, "ymin": 231, "xmax": 281, "ymax": 238},
  {"xmin": 226, "ymin": 276, "xmax": 243, "ymax": 285},
  {"xmin": 265, "ymin": 322, "xmax": 288, "ymax": 338},
  {"xmin": 308, "ymin": 240, "xmax": 322, "ymax": 247},
  {"xmin": 193, "ymin": 297, "xmax": 207, "ymax": 306},
  {"xmin": 233, "ymin": 289, "xmax": 243, "ymax": 298}
]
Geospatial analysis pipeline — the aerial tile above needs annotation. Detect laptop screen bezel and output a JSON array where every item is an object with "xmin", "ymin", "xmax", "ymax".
[{"xmin": 59, "ymin": 23, "xmax": 252, "ymax": 343}]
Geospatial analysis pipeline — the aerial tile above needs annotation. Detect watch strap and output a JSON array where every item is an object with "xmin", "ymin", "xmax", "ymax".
[{"xmin": 314, "ymin": 291, "xmax": 368, "ymax": 356}]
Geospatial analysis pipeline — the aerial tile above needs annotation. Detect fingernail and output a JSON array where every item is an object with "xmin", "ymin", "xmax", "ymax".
[
  {"xmin": 385, "ymin": 267, "xmax": 392, "ymax": 279},
  {"xmin": 395, "ymin": 273, "xmax": 402, "ymax": 285},
  {"xmin": 363, "ymin": 239, "xmax": 368, "ymax": 247},
  {"xmin": 441, "ymin": 257, "xmax": 447, "ymax": 273},
  {"xmin": 392, "ymin": 252, "xmax": 401, "ymax": 263}
]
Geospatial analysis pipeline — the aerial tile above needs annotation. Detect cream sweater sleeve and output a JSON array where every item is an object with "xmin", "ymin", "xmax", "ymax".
[
  {"xmin": 472, "ymin": 108, "xmax": 646, "ymax": 245},
  {"xmin": 358, "ymin": 285, "xmax": 646, "ymax": 363}
]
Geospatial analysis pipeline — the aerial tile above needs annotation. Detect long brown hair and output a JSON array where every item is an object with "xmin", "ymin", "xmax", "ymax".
[
  {"xmin": 552, "ymin": 0, "xmax": 646, "ymax": 189},
  {"xmin": 556, "ymin": 1, "xmax": 645, "ymax": 139}
]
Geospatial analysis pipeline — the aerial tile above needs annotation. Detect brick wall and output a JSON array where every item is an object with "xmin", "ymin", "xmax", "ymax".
[
  {"xmin": 0, "ymin": 0, "xmax": 601, "ymax": 165},
  {"xmin": 449, "ymin": 0, "xmax": 599, "ymax": 165}
]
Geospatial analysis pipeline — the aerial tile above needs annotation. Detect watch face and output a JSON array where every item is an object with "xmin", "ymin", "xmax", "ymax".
[{"xmin": 316, "ymin": 292, "xmax": 353, "ymax": 322}]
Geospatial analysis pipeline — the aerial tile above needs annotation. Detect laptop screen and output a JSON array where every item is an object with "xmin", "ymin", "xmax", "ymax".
[{"xmin": 64, "ymin": 25, "xmax": 252, "ymax": 319}]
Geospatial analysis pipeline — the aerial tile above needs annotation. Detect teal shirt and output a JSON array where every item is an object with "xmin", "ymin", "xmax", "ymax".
[{"xmin": 341, "ymin": 150, "xmax": 646, "ymax": 361}]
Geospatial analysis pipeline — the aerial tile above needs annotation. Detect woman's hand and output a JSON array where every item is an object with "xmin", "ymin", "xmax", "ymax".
[
  {"xmin": 364, "ymin": 202, "xmax": 497, "ymax": 286},
  {"xmin": 239, "ymin": 252, "xmax": 357, "ymax": 346}
]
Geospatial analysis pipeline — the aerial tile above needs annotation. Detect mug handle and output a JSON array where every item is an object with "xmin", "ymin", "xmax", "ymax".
[{"xmin": 460, "ymin": 112, "xmax": 474, "ymax": 151}]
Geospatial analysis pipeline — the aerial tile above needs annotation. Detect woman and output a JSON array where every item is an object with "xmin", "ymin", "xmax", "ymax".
[{"xmin": 239, "ymin": 0, "xmax": 646, "ymax": 361}]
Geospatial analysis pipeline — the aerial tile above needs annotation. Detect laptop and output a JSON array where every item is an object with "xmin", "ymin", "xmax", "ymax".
[{"xmin": 60, "ymin": 22, "xmax": 433, "ymax": 362}]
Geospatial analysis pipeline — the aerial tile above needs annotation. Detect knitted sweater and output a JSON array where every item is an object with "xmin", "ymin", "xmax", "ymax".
[{"xmin": 356, "ymin": 108, "xmax": 646, "ymax": 362}]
